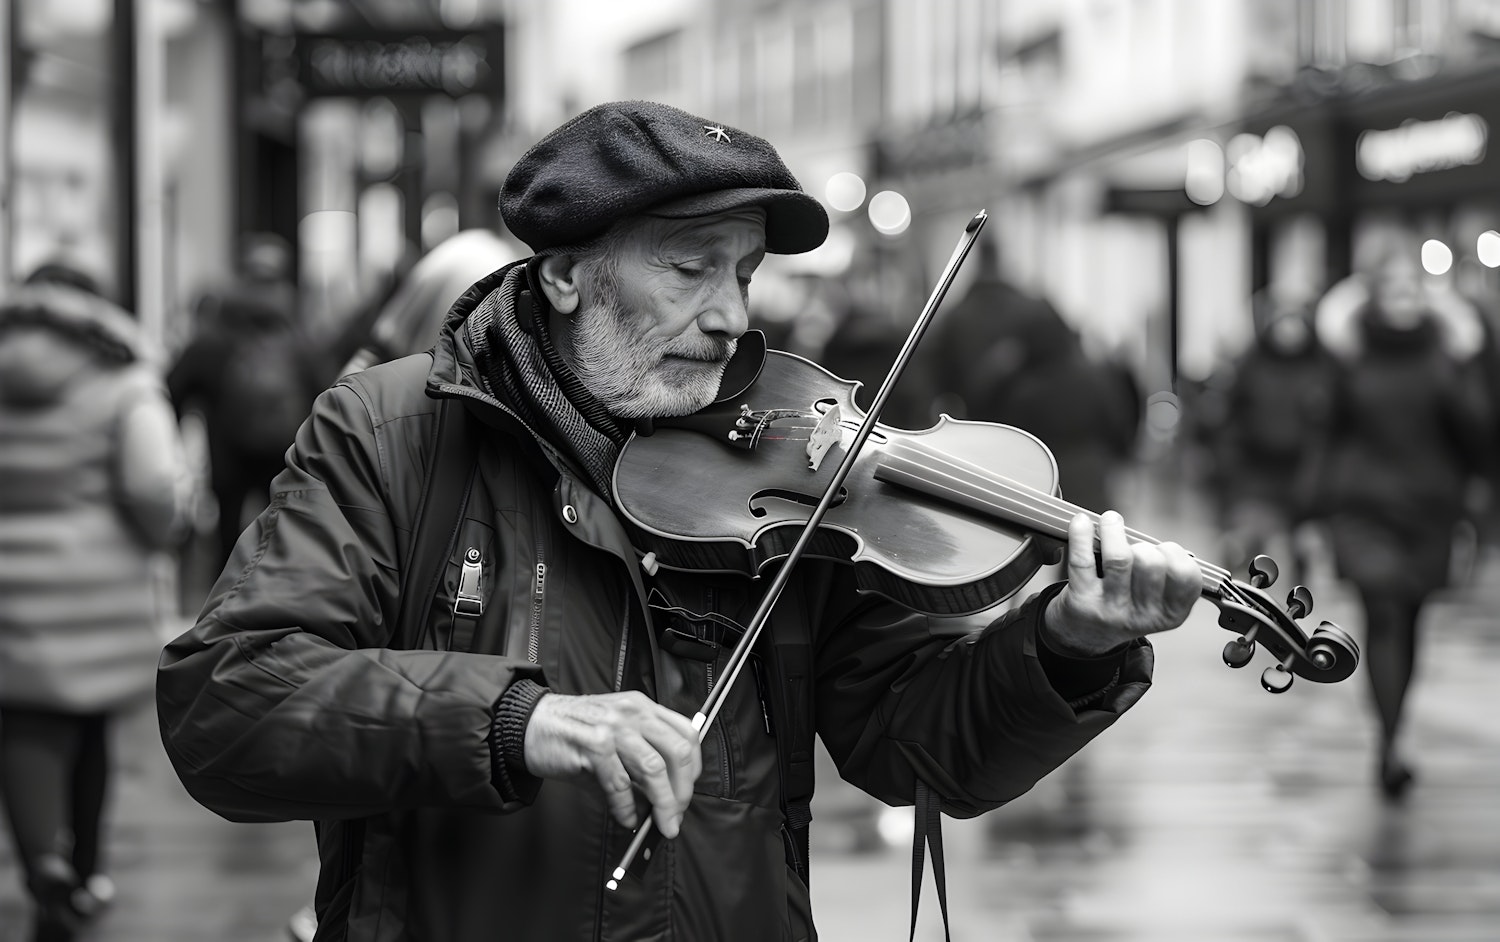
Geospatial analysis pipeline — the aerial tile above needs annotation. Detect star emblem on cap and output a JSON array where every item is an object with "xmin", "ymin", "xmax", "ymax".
[{"xmin": 703, "ymin": 125, "xmax": 731, "ymax": 143}]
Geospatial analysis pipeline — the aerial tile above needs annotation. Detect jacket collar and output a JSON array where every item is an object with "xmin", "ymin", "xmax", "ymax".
[{"xmin": 424, "ymin": 258, "xmax": 571, "ymax": 482}]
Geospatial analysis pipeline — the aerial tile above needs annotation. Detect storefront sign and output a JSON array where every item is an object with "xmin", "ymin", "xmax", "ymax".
[
  {"xmin": 295, "ymin": 29, "xmax": 503, "ymax": 98},
  {"xmin": 874, "ymin": 111, "xmax": 990, "ymax": 177},
  {"xmin": 1355, "ymin": 112, "xmax": 1488, "ymax": 183}
]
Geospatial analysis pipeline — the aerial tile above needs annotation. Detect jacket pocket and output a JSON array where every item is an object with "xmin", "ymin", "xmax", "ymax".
[{"xmin": 667, "ymin": 796, "xmax": 794, "ymax": 941}]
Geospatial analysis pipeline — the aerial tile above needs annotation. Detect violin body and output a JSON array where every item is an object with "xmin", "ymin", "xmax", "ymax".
[{"xmin": 615, "ymin": 350, "xmax": 1059, "ymax": 615}]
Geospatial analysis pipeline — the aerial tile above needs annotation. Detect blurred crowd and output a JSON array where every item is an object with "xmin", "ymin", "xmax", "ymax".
[{"xmin": 4, "ymin": 211, "xmax": 1500, "ymax": 938}]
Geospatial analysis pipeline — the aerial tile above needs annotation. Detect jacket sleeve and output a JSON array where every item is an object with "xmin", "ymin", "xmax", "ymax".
[
  {"xmin": 814, "ymin": 575, "xmax": 1151, "ymax": 817},
  {"xmin": 156, "ymin": 381, "xmax": 543, "ymax": 824}
]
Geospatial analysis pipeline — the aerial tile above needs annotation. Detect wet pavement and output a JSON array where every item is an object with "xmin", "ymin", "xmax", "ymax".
[{"xmin": 2, "ymin": 471, "xmax": 1497, "ymax": 941}]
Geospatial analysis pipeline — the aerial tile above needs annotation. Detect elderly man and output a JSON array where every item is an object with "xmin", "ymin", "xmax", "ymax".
[{"xmin": 157, "ymin": 101, "xmax": 1201, "ymax": 942}]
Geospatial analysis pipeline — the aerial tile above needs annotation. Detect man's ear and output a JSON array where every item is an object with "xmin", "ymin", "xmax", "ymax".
[{"xmin": 535, "ymin": 255, "xmax": 581, "ymax": 314}]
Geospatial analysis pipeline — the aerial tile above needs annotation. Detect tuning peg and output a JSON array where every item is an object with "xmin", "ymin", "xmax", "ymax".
[
  {"xmin": 1260, "ymin": 665, "xmax": 1294, "ymax": 693},
  {"xmin": 1286, "ymin": 585, "xmax": 1313, "ymax": 620},
  {"xmin": 1248, "ymin": 555, "xmax": 1279, "ymax": 589},
  {"xmin": 1222, "ymin": 636, "xmax": 1256, "ymax": 668}
]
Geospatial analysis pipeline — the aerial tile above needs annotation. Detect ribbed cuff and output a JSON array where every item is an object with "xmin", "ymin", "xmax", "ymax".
[
  {"xmin": 488, "ymin": 679, "xmax": 549, "ymax": 803},
  {"xmin": 1036, "ymin": 597, "xmax": 1128, "ymax": 706}
]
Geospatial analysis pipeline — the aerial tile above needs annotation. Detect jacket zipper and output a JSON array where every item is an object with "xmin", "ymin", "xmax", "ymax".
[
  {"xmin": 527, "ymin": 552, "xmax": 546, "ymax": 664},
  {"xmin": 612, "ymin": 593, "xmax": 631, "ymax": 693}
]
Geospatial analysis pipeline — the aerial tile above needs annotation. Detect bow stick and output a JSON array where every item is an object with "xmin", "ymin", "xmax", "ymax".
[{"xmin": 606, "ymin": 210, "xmax": 989, "ymax": 891}]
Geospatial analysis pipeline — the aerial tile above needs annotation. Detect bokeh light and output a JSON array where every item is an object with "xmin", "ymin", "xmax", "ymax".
[
  {"xmin": 1478, "ymin": 230, "xmax": 1500, "ymax": 268},
  {"xmin": 825, "ymin": 172, "xmax": 867, "ymax": 212},
  {"xmin": 1421, "ymin": 238, "xmax": 1453, "ymax": 275},
  {"xmin": 867, "ymin": 190, "xmax": 911, "ymax": 236},
  {"xmin": 1184, "ymin": 139, "xmax": 1225, "ymax": 205}
]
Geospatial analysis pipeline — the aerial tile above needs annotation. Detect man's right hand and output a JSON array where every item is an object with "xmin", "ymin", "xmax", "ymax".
[{"xmin": 522, "ymin": 691, "xmax": 702, "ymax": 838}]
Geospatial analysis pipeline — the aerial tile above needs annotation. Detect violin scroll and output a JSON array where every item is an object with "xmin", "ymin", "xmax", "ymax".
[{"xmin": 1210, "ymin": 555, "xmax": 1359, "ymax": 694}]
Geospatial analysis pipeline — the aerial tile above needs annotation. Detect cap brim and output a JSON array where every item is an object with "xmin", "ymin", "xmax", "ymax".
[{"xmin": 648, "ymin": 188, "xmax": 829, "ymax": 255}]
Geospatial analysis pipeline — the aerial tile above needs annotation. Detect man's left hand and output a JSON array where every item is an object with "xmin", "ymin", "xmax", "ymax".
[{"xmin": 1043, "ymin": 510, "xmax": 1203, "ymax": 657}]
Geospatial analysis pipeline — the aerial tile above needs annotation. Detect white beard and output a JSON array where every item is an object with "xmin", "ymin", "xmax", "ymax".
[{"xmin": 565, "ymin": 281, "xmax": 735, "ymax": 419}]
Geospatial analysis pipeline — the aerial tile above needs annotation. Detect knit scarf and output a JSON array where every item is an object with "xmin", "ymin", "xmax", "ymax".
[{"xmin": 465, "ymin": 263, "xmax": 630, "ymax": 498}]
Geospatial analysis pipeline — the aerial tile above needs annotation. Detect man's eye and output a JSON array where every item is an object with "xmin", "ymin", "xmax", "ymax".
[{"xmin": 674, "ymin": 264, "xmax": 706, "ymax": 277}]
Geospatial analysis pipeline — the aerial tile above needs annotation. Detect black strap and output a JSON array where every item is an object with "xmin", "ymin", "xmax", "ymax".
[
  {"xmin": 910, "ymin": 779, "xmax": 951, "ymax": 942},
  {"xmin": 392, "ymin": 395, "xmax": 482, "ymax": 649},
  {"xmin": 760, "ymin": 614, "xmax": 816, "ymax": 888},
  {"xmin": 321, "ymin": 395, "xmax": 480, "ymax": 935}
]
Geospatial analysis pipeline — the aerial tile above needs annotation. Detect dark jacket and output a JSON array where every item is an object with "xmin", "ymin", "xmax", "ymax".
[
  {"xmin": 1313, "ymin": 309, "xmax": 1490, "ymax": 597},
  {"xmin": 931, "ymin": 282, "xmax": 1137, "ymax": 511},
  {"xmin": 1216, "ymin": 323, "xmax": 1336, "ymax": 511},
  {"xmin": 156, "ymin": 266, "xmax": 1153, "ymax": 941},
  {"xmin": 166, "ymin": 282, "xmax": 322, "ymax": 462}
]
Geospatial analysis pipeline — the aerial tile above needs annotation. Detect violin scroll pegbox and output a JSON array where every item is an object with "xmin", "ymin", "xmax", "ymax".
[{"xmin": 1213, "ymin": 554, "xmax": 1360, "ymax": 693}]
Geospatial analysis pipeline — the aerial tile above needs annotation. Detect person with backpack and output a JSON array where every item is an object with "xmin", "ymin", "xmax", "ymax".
[
  {"xmin": 167, "ymin": 237, "xmax": 321, "ymax": 566},
  {"xmin": 156, "ymin": 101, "xmax": 1203, "ymax": 941},
  {"xmin": 1, "ymin": 269, "xmax": 194, "ymax": 942}
]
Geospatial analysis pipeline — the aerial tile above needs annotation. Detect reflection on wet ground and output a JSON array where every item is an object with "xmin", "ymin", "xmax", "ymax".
[{"xmin": 1, "ymin": 474, "xmax": 1496, "ymax": 941}]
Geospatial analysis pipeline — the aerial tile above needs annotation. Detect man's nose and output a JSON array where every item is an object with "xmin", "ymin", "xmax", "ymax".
[{"xmin": 696, "ymin": 273, "xmax": 750, "ymax": 339}]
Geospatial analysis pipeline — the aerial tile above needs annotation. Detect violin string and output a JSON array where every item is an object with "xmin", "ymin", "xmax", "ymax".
[
  {"xmin": 880, "ymin": 443, "xmax": 1241, "ymax": 594},
  {"xmin": 905, "ymin": 450, "xmax": 1281, "ymax": 616}
]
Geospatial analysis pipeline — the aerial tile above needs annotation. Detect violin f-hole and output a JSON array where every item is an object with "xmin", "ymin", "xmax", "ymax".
[{"xmin": 749, "ymin": 486, "xmax": 850, "ymax": 518}]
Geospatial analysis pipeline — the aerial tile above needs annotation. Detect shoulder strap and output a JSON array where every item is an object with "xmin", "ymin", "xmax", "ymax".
[
  {"xmin": 761, "ymin": 602, "xmax": 817, "ymax": 887},
  {"xmin": 391, "ymin": 395, "xmax": 482, "ymax": 649},
  {"xmin": 910, "ymin": 779, "xmax": 952, "ymax": 942},
  {"xmin": 316, "ymin": 393, "xmax": 481, "ymax": 936}
]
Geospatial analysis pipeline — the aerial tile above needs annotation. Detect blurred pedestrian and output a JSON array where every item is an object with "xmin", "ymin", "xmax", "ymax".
[
  {"xmin": 817, "ymin": 233, "xmax": 932, "ymax": 427},
  {"xmin": 1305, "ymin": 248, "xmax": 1491, "ymax": 800},
  {"xmin": 0, "ymin": 269, "xmax": 193, "ymax": 941},
  {"xmin": 166, "ymin": 233, "xmax": 321, "ymax": 566},
  {"xmin": 1212, "ymin": 295, "xmax": 1336, "ymax": 585},
  {"xmin": 928, "ymin": 248, "xmax": 1140, "ymax": 512},
  {"xmin": 338, "ymin": 228, "xmax": 520, "ymax": 375}
]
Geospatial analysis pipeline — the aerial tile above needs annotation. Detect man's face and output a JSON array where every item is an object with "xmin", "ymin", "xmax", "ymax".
[{"xmin": 563, "ymin": 208, "xmax": 766, "ymax": 418}]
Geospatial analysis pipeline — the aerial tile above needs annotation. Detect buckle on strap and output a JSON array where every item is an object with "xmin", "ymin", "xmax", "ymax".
[{"xmin": 454, "ymin": 547, "xmax": 485, "ymax": 617}]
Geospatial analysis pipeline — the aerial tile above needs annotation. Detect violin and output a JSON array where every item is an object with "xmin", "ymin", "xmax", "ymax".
[
  {"xmin": 605, "ymin": 209, "xmax": 1358, "ymax": 892},
  {"xmin": 615, "ymin": 346, "xmax": 1359, "ymax": 693}
]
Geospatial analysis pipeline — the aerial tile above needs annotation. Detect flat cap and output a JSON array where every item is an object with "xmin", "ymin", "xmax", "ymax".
[{"xmin": 500, "ymin": 101, "xmax": 829, "ymax": 255}]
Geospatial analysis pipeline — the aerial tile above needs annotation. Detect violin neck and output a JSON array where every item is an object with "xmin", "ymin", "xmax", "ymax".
[{"xmin": 873, "ymin": 441, "xmax": 1230, "ymax": 593}]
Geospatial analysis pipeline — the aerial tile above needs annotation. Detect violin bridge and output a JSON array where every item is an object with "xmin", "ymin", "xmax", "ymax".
[{"xmin": 806, "ymin": 403, "xmax": 842, "ymax": 471}]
